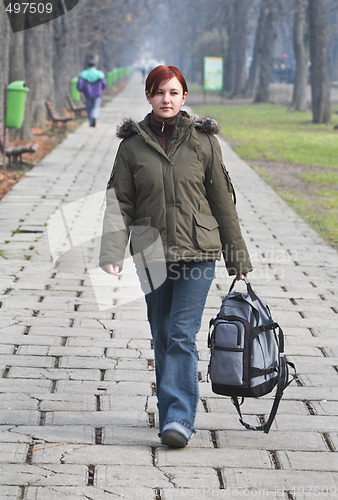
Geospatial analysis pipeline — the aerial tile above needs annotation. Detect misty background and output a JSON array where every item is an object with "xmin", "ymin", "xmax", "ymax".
[{"xmin": 0, "ymin": 0, "xmax": 337, "ymax": 137}]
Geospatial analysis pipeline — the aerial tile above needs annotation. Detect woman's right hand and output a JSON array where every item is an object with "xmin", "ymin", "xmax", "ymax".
[
  {"xmin": 103, "ymin": 263, "xmax": 121, "ymax": 276},
  {"xmin": 235, "ymin": 273, "xmax": 248, "ymax": 281}
]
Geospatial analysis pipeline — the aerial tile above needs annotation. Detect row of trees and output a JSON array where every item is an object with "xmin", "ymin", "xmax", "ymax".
[
  {"xmin": 0, "ymin": 0, "xmax": 337, "ymax": 138},
  {"xmin": 149, "ymin": 0, "xmax": 337, "ymax": 124},
  {"xmin": 0, "ymin": 0, "xmax": 155, "ymax": 138}
]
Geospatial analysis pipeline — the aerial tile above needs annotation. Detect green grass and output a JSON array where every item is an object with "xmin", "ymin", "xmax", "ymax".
[
  {"xmin": 192, "ymin": 102, "xmax": 338, "ymax": 246},
  {"xmin": 193, "ymin": 103, "xmax": 338, "ymax": 168},
  {"xmin": 280, "ymin": 189, "xmax": 338, "ymax": 244},
  {"xmin": 300, "ymin": 172, "xmax": 338, "ymax": 184}
]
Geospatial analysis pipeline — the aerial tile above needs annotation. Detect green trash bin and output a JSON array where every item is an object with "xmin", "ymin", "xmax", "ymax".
[
  {"xmin": 5, "ymin": 81, "xmax": 30, "ymax": 129},
  {"xmin": 107, "ymin": 72, "xmax": 114, "ymax": 87},
  {"xmin": 112, "ymin": 68, "xmax": 118, "ymax": 84},
  {"xmin": 71, "ymin": 77, "xmax": 81, "ymax": 102}
]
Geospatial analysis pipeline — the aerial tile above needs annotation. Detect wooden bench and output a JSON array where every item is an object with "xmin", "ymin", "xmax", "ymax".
[
  {"xmin": 0, "ymin": 125, "xmax": 39, "ymax": 164},
  {"xmin": 45, "ymin": 101, "xmax": 75, "ymax": 129},
  {"xmin": 66, "ymin": 94, "xmax": 86, "ymax": 118}
]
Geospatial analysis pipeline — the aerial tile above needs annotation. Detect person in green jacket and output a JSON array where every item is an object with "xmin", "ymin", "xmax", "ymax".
[
  {"xmin": 77, "ymin": 61, "xmax": 107, "ymax": 127},
  {"xmin": 100, "ymin": 65, "xmax": 252, "ymax": 448}
]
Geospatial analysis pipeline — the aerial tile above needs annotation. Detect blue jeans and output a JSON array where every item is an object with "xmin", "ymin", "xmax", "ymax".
[
  {"xmin": 85, "ymin": 96, "xmax": 102, "ymax": 124},
  {"xmin": 145, "ymin": 260, "xmax": 215, "ymax": 440}
]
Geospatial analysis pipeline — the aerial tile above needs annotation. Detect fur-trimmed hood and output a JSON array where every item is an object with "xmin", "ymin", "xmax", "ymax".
[
  {"xmin": 194, "ymin": 116, "xmax": 220, "ymax": 135},
  {"xmin": 116, "ymin": 118, "xmax": 139, "ymax": 139},
  {"xmin": 116, "ymin": 113, "xmax": 219, "ymax": 139}
]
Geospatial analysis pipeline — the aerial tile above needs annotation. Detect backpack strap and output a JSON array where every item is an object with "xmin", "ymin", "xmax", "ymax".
[
  {"xmin": 231, "ymin": 326, "xmax": 297, "ymax": 434},
  {"xmin": 231, "ymin": 396, "xmax": 265, "ymax": 432},
  {"xmin": 231, "ymin": 371, "xmax": 288, "ymax": 434},
  {"xmin": 251, "ymin": 322, "xmax": 279, "ymax": 340},
  {"xmin": 229, "ymin": 276, "xmax": 258, "ymax": 302},
  {"xmin": 263, "ymin": 354, "xmax": 296, "ymax": 433},
  {"xmin": 251, "ymin": 363, "xmax": 278, "ymax": 378},
  {"xmin": 207, "ymin": 318, "xmax": 215, "ymax": 348}
]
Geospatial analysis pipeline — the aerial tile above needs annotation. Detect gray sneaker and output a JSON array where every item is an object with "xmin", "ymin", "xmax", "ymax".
[{"xmin": 161, "ymin": 430, "xmax": 188, "ymax": 448}]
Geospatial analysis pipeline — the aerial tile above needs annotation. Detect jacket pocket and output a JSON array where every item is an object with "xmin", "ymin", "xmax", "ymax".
[{"xmin": 193, "ymin": 213, "xmax": 221, "ymax": 252}]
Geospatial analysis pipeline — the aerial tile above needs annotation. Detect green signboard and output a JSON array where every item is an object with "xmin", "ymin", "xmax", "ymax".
[{"xmin": 204, "ymin": 57, "xmax": 223, "ymax": 91}]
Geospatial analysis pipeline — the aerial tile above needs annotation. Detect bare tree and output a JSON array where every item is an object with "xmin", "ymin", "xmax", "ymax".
[
  {"xmin": 327, "ymin": 0, "xmax": 338, "ymax": 81},
  {"xmin": 224, "ymin": 0, "xmax": 250, "ymax": 95},
  {"xmin": 254, "ymin": 0, "xmax": 279, "ymax": 103},
  {"xmin": 78, "ymin": 0, "xmax": 154, "ymax": 69},
  {"xmin": 1, "ymin": 0, "xmax": 160, "ymax": 139},
  {"xmin": 8, "ymin": 32, "xmax": 25, "ymax": 82},
  {"xmin": 43, "ymin": 24, "xmax": 55, "ymax": 109},
  {"xmin": 23, "ymin": 26, "xmax": 47, "ymax": 134},
  {"xmin": 0, "ymin": 2, "xmax": 10, "ymax": 124},
  {"xmin": 53, "ymin": 8, "xmax": 81, "ymax": 113},
  {"xmin": 308, "ymin": 0, "xmax": 331, "ymax": 123},
  {"xmin": 291, "ymin": 0, "xmax": 309, "ymax": 111},
  {"xmin": 245, "ymin": 0, "xmax": 268, "ymax": 97}
]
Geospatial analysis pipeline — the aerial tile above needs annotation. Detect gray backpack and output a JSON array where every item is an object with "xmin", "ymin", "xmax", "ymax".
[{"xmin": 208, "ymin": 277, "xmax": 295, "ymax": 434}]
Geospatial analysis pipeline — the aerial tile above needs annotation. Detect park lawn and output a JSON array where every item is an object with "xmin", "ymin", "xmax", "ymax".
[
  {"xmin": 192, "ymin": 102, "xmax": 338, "ymax": 247},
  {"xmin": 192, "ymin": 103, "xmax": 338, "ymax": 168}
]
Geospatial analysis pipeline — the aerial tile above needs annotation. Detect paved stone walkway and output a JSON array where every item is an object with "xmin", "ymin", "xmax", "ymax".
[{"xmin": 0, "ymin": 74, "xmax": 337, "ymax": 499}]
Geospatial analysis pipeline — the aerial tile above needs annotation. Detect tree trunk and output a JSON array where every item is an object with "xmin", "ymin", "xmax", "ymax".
[
  {"xmin": 254, "ymin": 0, "xmax": 278, "ymax": 103},
  {"xmin": 8, "ymin": 32, "xmax": 25, "ymax": 82},
  {"xmin": 53, "ymin": 17, "xmax": 70, "ymax": 113},
  {"xmin": 53, "ymin": 8, "xmax": 81, "ymax": 114},
  {"xmin": 21, "ymin": 26, "xmax": 47, "ymax": 138},
  {"xmin": 43, "ymin": 23, "xmax": 55, "ymax": 107},
  {"xmin": 245, "ymin": 0, "xmax": 268, "ymax": 97},
  {"xmin": 0, "ymin": 2, "xmax": 9, "ymax": 124},
  {"xmin": 308, "ymin": 0, "xmax": 331, "ymax": 123},
  {"xmin": 291, "ymin": 0, "xmax": 309, "ymax": 111},
  {"xmin": 328, "ymin": 0, "xmax": 338, "ymax": 81},
  {"xmin": 224, "ymin": 0, "xmax": 249, "ymax": 95}
]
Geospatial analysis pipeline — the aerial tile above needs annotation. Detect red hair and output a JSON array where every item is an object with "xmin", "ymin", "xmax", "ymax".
[{"xmin": 145, "ymin": 65, "xmax": 188, "ymax": 96}]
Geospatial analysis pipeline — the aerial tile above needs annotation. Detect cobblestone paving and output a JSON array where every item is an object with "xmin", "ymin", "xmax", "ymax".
[{"xmin": 0, "ymin": 75, "xmax": 337, "ymax": 499}]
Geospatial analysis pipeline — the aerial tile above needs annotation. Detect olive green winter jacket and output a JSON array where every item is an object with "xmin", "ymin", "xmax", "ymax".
[{"xmin": 99, "ymin": 111, "xmax": 252, "ymax": 276}]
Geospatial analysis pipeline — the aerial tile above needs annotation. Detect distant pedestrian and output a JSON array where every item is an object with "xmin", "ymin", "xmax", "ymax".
[
  {"xmin": 77, "ymin": 61, "xmax": 107, "ymax": 127},
  {"xmin": 99, "ymin": 65, "xmax": 252, "ymax": 448}
]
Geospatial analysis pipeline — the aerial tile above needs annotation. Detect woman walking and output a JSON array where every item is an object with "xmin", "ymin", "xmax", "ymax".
[{"xmin": 100, "ymin": 65, "xmax": 252, "ymax": 447}]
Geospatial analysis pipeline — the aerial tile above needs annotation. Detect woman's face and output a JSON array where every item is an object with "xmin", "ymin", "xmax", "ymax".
[{"xmin": 146, "ymin": 77, "xmax": 187, "ymax": 120}]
